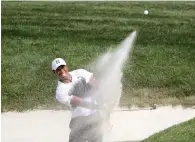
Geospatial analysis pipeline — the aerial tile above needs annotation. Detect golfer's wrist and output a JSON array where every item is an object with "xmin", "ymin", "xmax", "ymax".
[
  {"xmin": 70, "ymin": 96, "xmax": 82, "ymax": 106},
  {"xmin": 70, "ymin": 96, "xmax": 100, "ymax": 109}
]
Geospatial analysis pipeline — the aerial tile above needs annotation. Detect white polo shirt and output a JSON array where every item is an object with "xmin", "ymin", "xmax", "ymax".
[{"xmin": 55, "ymin": 69, "xmax": 97, "ymax": 118}]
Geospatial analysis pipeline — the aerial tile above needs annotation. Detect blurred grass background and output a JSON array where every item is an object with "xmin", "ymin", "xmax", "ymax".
[{"xmin": 1, "ymin": 1, "xmax": 195, "ymax": 111}]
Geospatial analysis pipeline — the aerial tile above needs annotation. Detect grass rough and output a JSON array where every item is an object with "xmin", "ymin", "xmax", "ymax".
[
  {"xmin": 2, "ymin": 1, "xmax": 195, "ymax": 111},
  {"xmin": 142, "ymin": 118, "xmax": 195, "ymax": 142}
]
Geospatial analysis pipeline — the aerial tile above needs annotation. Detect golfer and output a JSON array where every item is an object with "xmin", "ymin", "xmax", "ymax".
[{"xmin": 52, "ymin": 58, "xmax": 103, "ymax": 142}]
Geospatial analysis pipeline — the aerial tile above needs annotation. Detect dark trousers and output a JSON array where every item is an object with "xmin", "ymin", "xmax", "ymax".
[{"xmin": 69, "ymin": 111, "xmax": 103, "ymax": 142}]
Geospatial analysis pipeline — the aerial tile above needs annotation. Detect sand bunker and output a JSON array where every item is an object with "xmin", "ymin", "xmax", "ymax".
[{"xmin": 2, "ymin": 105, "xmax": 195, "ymax": 142}]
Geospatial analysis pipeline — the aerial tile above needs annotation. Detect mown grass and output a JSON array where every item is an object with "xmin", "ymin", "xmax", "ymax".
[
  {"xmin": 143, "ymin": 118, "xmax": 195, "ymax": 142},
  {"xmin": 2, "ymin": 1, "xmax": 195, "ymax": 111}
]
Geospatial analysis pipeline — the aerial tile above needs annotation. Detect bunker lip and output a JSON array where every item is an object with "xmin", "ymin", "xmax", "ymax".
[{"xmin": 2, "ymin": 105, "xmax": 195, "ymax": 142}]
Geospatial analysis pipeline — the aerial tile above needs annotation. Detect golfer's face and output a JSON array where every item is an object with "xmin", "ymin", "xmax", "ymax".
[{"xmin": 55, "ymin": 65, "xmax": 69, "ymax": 80}]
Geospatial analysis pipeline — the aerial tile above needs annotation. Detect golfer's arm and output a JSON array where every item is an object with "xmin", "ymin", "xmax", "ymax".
[
  {"xmin": 88, "ymin": 75, "xmax": 104, "ymax": 104},
  {"xmin": 70, "ymin": 95, "xmax": 100, "ymax": 109},
  {"xmin": 88, "ymin": 75, "xmax": 98, "ymax": 88},
  {"xmin": 69, "ymin": 75, "xmax": 98, "ymax": 109},
  {"xmin": 69, "ymin": 73, "xmax": 100, "ymax": 109}
]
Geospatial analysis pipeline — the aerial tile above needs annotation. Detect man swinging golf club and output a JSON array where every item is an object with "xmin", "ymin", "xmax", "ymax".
[{"xmin": 52, "ymin": 58, "xmax": 104, "ymax": 142}]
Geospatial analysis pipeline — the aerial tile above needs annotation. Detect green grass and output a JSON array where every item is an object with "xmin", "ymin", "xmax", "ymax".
[
  {"xmin": 2, "ymin": 1, "xmax": 195, "ymax": 111},
  {"xmin": 143, "ymin": 118, "xmax": 195, "ymax": 142}
]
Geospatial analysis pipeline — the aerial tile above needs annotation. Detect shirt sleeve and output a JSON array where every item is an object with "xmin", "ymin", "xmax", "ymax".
[
  {"xmin": 56, "ymin": 86, "xmax": 73, "ymax": 107},
  {"xmin": 77, "ymin": 69, "xmax": 93, "ymax": 83}
]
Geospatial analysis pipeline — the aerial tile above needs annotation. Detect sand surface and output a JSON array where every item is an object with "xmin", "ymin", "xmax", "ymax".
[{"xmin": 2, "ymin": 105, "xmax": 195, "ymax": 142}]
